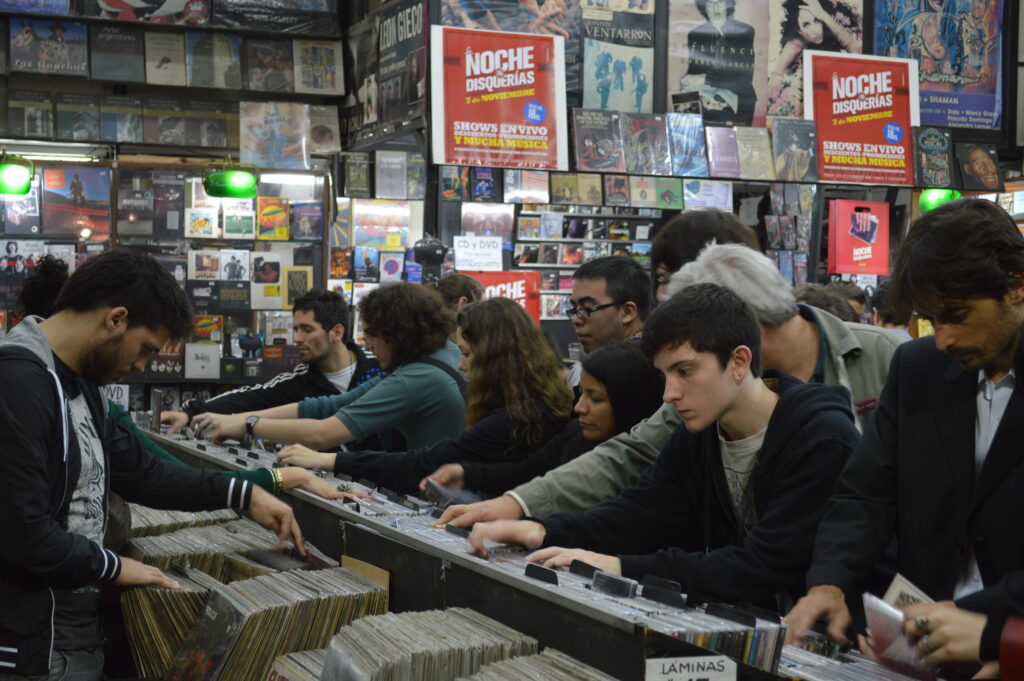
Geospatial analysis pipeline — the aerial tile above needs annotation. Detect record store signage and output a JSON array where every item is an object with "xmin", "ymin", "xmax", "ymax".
[
  {"xmin": 431, "ymin": 26, "xmax": 568, "ymax": 170},
  {"xmin": 804, "ymin": 52, "xmax": 919, "ymax": 186},
  {"xmin": 645, "ymin": 655, "xmax": 736, "ymax": 681}
]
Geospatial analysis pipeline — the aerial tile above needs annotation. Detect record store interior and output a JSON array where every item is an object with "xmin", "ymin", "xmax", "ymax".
[{"xmin": 1, "ymin": 0, "xmax": 1024, "ymax": 680}]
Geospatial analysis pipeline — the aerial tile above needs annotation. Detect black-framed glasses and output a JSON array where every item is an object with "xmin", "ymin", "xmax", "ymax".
[{"xmin": 565, "ymin": 301, "xmax": 621, "ymax": 321}]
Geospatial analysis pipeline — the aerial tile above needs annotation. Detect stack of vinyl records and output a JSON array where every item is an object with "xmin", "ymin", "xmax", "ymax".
[
  {"xmin": 320, "ymin": 608, "xmax": 538, "ymax": 680},
  {"xmin": 266, "ymin": 649, "xmax": 326, "ymax": 681},
  {"xmin": 126, "ymin": 519, "xmax": 286, "ymax": 581},
  {"xmin": 164, "ymin": 567, "xmax": 388, "ymax": 681},
  {"xmin": 122, "ymin": 566, "xmax": 224, "ymax": 678},
  {"xmin": 456, "ymin": 648, "xmax": 617, "ymax": 681},
  {"xmin": 130, "ymin": 504, "xmax": 239, "ymax": 537}
]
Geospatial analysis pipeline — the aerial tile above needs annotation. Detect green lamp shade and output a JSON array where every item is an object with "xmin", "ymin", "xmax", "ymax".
[
  {"xmin": 0, "ymin": 160, "xmax": 33, "ymax": 195},
  {"xmin": 919, "ymin": 189, "xmax": 961, "ymax": 213},
  {"xmin": 203, "ymin": 168, "xmax": 258, "ymax": 199}
]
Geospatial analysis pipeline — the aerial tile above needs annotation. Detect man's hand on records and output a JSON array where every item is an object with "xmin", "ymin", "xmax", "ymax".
[
  {"xmin": 115, "ymin": 556, "xmax": 180, "ymax": 590},
  {"xmin": 783, "ymin": 584, "xmax": 852, "ymax": 646},
  {"xmin": 160, "ymin": 410, "xmax": 189, "ymax": 434},
  {"xmin": 526, "ymin": 547, "xmax": 621, "ymax": 576},
  {"xmin": 902, "ymin": 601, "xmax": 987, "ymax": 668},
  {"xmin": 279, "ymin": 466, "xmax": 369, "ymax": 501},
  {"xmin": 190, "ymin": 412, "xmax": 245, "ymax": 443},
  {"xmin": 248, "ymin": 486, "xmax": 307, "ymax": 557},
  {"xmin": 432, "ymin": 494, "xmax": 525, "ymax": 529},
  {"xmin": 420, "ymin": 464, "xmax": 465, "ymax": 493},
  {"xmin": 468, "ymin": 520, "xmax": 546, "ymax": 559},
  {"xmin": 277, "ymin": 444, "xmax": 336, "ymax": 471}
]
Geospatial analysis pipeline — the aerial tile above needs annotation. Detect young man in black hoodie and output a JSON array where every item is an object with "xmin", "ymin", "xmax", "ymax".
[
  {"xmin": 465, "ymin": 283, "xmax": 860, "ymax": 609},
  {"xmin": 0, "ymin": 250, "xmax": 302, "ymax": 679}
]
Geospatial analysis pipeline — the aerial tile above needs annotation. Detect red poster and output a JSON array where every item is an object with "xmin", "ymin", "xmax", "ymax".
[
  {"xmin": 431, "ymin": 26, "xmax": 568, "ymax": 170},
  {"xmin": 805, "ymin": 51, "xmax": 919, "ymax": 186},
  {"xmin": 828, "ymin": 199, "xmax": 890, "ymax": 276},
  {"xmin": 465, "ymin": 270, "xmax": 542, "ymax": 324}
]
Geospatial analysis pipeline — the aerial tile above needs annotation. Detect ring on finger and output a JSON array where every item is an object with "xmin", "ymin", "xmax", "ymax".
[
  {"xmin": 914, "ymin": 615, "xmax": 930, "ymax": 634},
  {"xmin": 922, "ymin": 634, "xmax": 936, "ymax": 652}
]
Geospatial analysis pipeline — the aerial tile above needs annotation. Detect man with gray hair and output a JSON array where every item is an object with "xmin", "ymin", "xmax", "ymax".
[{"xmin": 666, "ymin": 243, "xmax": 901, "ymax": 430}]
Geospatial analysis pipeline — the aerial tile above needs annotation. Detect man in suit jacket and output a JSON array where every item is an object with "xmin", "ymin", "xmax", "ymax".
[{"xmin": 785, "ymin": 199, "xmax": 1024, "ymax": 666}]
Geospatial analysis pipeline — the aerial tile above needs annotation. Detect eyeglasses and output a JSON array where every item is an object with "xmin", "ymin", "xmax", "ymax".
[{"xmin": 565, "ymin": 301, "xmax": 620, "ymax": 321}]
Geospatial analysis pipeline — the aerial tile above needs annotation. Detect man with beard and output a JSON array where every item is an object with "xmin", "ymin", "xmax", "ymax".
[
  {"xmin": 785, "ymin": 200, "xmax": 1024, "ymax": 678},
  {"xmin": 0, "ymin": 250, "xmax": 303, "ymax": 679}
]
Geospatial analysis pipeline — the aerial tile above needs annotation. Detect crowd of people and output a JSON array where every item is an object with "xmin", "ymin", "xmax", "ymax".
[{"xmin": 2, "ymin": 199, "xmax": 1023, "ymax": 679}]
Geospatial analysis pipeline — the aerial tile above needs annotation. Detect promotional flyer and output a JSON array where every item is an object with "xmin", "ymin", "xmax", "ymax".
[
  {"xmin": 804, "ymin": 51, "xmax": 918, "ymax": 185},
  {"xmin": 465, "ymin": 270, "xmax": 542, "ymax": 324},
  {"xmin": 431, "ymin": 26, "xmax": 568, "ymax": 170},
  {"xmin": 828, "ymin": 199, "xmax": 890, "ymax": 276}
]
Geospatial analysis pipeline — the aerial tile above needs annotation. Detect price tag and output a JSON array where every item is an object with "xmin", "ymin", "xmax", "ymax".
[
  {"xmin": 645, "ymin": 655, "xmax": 736, "ymax": 681},
  {"xmin": 453, "ymin": 235, "xmax": 503, "ymax": 272}
]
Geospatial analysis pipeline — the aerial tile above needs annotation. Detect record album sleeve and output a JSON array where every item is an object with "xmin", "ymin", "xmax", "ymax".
[
  {"xmin": 621, "ymin": 113, "xmax": 672, "ymax": 176},
  {"xmin": 309, "ymin": 105, "xmax": 341, "ymax": 154},
  {"xmin": 7, "ymin": 90, "xmax": 53, "ymax": 140},
  {"xmin": 292, "ymin": 39, "xmax": 344, "ymax": 95},
  {"xmin": 99, "ymin": 95, "xmax": 143, "ymax": 144},
  {"xmin": 375, "ymin": 151, "xmax": 408, "ymax": 200},
  {"xmin": 572, "ymin": 109, "xmax": 627, "ymax": 173},
  {"xmin": 144, "ymin": 31, "xmax": 187, "ymax": 86},
  {"xmin": 735, "ymin": 127, "xmax": 776, "ymax": 180},
  {"xmin": 55, "ymin": 94, "xmax": 100, "ymax": 142},
  {"xmin": 186, "ymin": 31, "xmax": 242, "ymax": 89},
  {"xmin": 666, "ymin": 112, "xmax": 708, "ymax": 178},
  {"xmin": 771, "ymin": 118, "xmax": 818, "ymax": 182},
  {"xmin": 245, "ymin": 39, "xmax": 294, "ymax": 92},
  {"xmin": 89, "ymin": 24, "xmax": 145, "ymax": 82},
  {"xmin": 143, "ymin": 97, "xmax": 186, "ymax": 146},
  {"xmin": 955, "ymin": 143, "xmax": 1002, "ymax": 192},
  {"xmin": 705, "ymin": 126, "xmax": 741, "ymax": 178},
  {"xmin": 9, "ymin": 19, "xmax": 87, "ymax": 77},
  {"xmin": 603, "ymin": 175, "xmax": 630, "ymax": 206}
]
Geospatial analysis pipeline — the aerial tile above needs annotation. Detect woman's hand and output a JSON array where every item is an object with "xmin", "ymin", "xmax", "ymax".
[
  {"xmin": 419, "ymin": 463, "xmax": 465, "ymax": 492},
  {"xmin": 191, "ymin": 413, "xmax": 245, "ymax": 443},
  {"xmin": 277, "ymin": 444, "xmax": 336, "ymax": 471},
  {"xmin": 278, "ymin": 466, "xmax": 370, "ymax": 501}
]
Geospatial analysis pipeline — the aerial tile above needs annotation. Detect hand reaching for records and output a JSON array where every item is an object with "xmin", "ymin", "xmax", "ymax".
[
  {"xmin": 431, "ymin": 494, "xmax": 525, "ymax": 529},
  {"xmin": 160, "ymin": 410, "xmax": 189, "ymax": 435},
  {"xmin": 525, "ymin": 547, "xmax": 621, "ymax": 576},
  {"xmin": 468, "ymin": 520, "xmax": 546, "ymax": 559},
  {"xmin": 783, "ymin": 584, "xmax": 852, "ymax": 646},
  {"xmin": 115, "ymin": 556, "xmax": 181, "ymax": 589},
  {"xmin": 420, "ymin": 463, "xmax": 465, "ymax": 492},
  {"xmin": 247, "ymin": 486, "xmax": 306, "ymax": 557},
  {"xmin": 277, "ymin": 466, "xmax": 369, "ymax": 501},
  {"xmin": 190, "ymin": 412, "xmax": 245, "ymax": 443},
  {"xmin": 901, "ymin": 601, "xmax": 988, "ymax": 668},
  {"xmin": 277, "ymin": 444, "xmax": 336, "ymax": 471}
]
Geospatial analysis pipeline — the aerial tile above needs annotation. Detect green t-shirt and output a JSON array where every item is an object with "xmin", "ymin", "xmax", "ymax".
[{"xmin": 299, "ymin": 344, "xmax": 465, "ymax": 449}]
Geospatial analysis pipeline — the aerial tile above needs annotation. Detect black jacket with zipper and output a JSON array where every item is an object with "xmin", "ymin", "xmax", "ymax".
[
  {"xmin": 541, "ymin": 371, "xmax": 859, "ymax": 611},
  {"xmin": 0, "ymin": 318, "xmax": 252, "ymax": 675}
]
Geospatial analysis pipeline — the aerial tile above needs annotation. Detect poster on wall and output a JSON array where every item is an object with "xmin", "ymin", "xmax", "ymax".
[
  {"xmin": 873, "ymin": 0, "xmax": 1002, "ymax": 131},
  {"xmin": 431, "ymin": 26, "xmax": 569, "ymax": 170},
  {"xmin": 581, "ymin": 6, "xmax": 655, "ymax": 113},
  {"xmin": 377, "ymin": 0, "xmax": 427, "ymax": 126},
  {"xmin": 766, "ymin": 0, "xmax": 864, "ymax": 117},
  {"xmin": 828, "ymin": 199, "xmax": 890, "ymax": 276},
  {"xmin": 465, "ymin": 270, "xmax": 542, "ymax": 324},
  {"xmin": 804, "ymin": 51, "xmax": 918, "ymax": 185},
  {"xmin": 439, "ymin": 0, "xmax": 582, "ymax": 102},
  {"xmin": 667, "ymin": 0, "xmax": 768, "ymax": 127}
]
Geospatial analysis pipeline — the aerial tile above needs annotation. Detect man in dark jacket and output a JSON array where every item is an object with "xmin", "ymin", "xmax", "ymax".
[
  {"xmin": 465, "ymin": 284, "xmax": 859, "ymax": 608},
  {"xmin": 161, "ymin": 289, "xmax": 384, "ymax": 432},
  {"xmin": 785, "ymin": 199, "xmax": 1024, "ymax": 662},
  {"xmin": 0, "ymin": 250, "xmax": 302, "ymax": 679}
]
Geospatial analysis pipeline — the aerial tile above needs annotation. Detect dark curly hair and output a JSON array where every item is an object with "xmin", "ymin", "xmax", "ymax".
[
  {"xmin": 16, "ymin": 255, "xmax": 69, "ymax": 318},
  {"xmin": 358, "ymin": 283, "xmax": 452, "ymax": 366},
  {"xmin": 651, "ymin": 208, "xmax": 760, "ymax": 275},
  {"xmin": 457, "ymin": 297, "xmax": 573, "ymax": 450}
]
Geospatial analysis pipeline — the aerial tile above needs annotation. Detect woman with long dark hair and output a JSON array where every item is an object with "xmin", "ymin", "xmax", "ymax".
[
  {"xmin": 278, "ymin": 297, "xmax": 575, "ymax": 494},
  {"xmin": 424, "ymin": 341, "xmax": 665, "ymax": 496}
]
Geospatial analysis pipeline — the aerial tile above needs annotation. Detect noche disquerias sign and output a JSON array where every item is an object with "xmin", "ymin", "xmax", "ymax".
[
  {"xmin": 431, "ymin": 26, "xmax": 568, "ymax": 170},
  {"xmin": 803, "ymin": 51, "xmax": 919, "ymax": 186}
]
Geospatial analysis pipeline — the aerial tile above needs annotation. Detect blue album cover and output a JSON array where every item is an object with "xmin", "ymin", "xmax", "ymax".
[
  {"xmin": 667, "ymin": 112, "xmax": 708, "ymax": 178},
  {"xmin": 0, "ymin": 0, "xmax": 69, "ymax": 15}
]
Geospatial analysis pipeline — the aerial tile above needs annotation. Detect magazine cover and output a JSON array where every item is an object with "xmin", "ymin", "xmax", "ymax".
[
  {"xmin": 913, "ymin": 127, "xmax": 955, "ymax": 188},
  {"xmin": 309, "ymin": 105, "xmax": 341, "ymax": 154},
  {"xmin": 379, "ymin": 251, "xmax": 406, "ymax": 283},
  {"xmin": 240, "ymin": 102, "xmax": 311, "ymax": 170},
  {"xmin": 581, "ymin": 8, "xmax": 655, "ymax": 112},
  {"xmin": 89, "ymin": 24, "xmax": 145, "ymax": 82},
  {"xmin": 186, "ymin": 31, "xmax": 242, "ymax": 89},
  {"xmin": 666, "ymin": 112, "xmax": 709, "ymax": 178},
  {"xmin": 771, "ymin": 117, "xmax": 818, "ymax": 182},
  {"xmin": 99, "ymin": 95, "xmax": 143, "ymax": 144},
  {"xmin": 655, "ymin": 177, "xmax": 684, "ymax": 209},
  {"xmin": 577, "ymin": 174, "xmax": 603, "ymax": 206},
  {"xmin": 375, "ymin": 151, "xmax": 408, "ymax": 200},
  {"xmin": 330, "ymin": 247, "xmax": 353, "ymax": 278},
  {"xmin": 572, "ymin": 109, "xmax": 627, "ymax": 173},
  {"xmin": 184, "ymin": 207, "xmax": 219, "ymax": 239},
  {"xmin": 621, "ymin": 113, "xmax": 672, "ymax": 176},
  {"xmin": 256, "ymin": 197, "xmax": 290, "ymax": 240},
  {"xmin": 41, "ymin": 168, "xmax": 111, "ymax": 239},
  {"xmin": 246, "ymin": 39, "xmax": 294, "ymax": 92},
  {"xmin": 766, "ymin": 0, "xmax": 864, "ymax": 117},
  {"xmin": 550, "ymin": 174, "xmax": 581, "ymax": 205},
  {"xmin": 705, "ymin": 126, "xmax": 741, "ymax": 178},
  {"xmin": 7, "ymin": 90, "xmax": 53, "ymax": 139},
  {"xmin": 735, "ymin": 127, "xmax": 776, "ymax": 180},
  {"xmin": 440, "ymin": 166, "xmax": 470, "ymax": 201},
  {"xmin": 667, "ymin": 0, "xmax": 769, "ymax": 126},
  {"xmin": 76, "ymin": 0, "xmax": 210, "ymax": 24},
  {"xmin": 55, "ymin": 94, "xmax": 99, "ymax": 142},
  {"xmin": 9, "ymin": 19, "xmax": 87, "ymax": 77},
  {"xmin": 603, "ymin": 174, "xmax": 629, "ymax": 206},
  {"xmin": 470, "ymin": 168, "xmax": 498, "ymax": 202},
  {"xmin": 354, "ymin": 246, "xmax": 381, "ymax": 282},
  {"xmin": 290, "ymin": 202, "xmax": 324, "ymax": 241},
  {"xmin": 144, "ymin": 31, "xmax": 187, "ymax": 86},
  {"xmin": 629, "ymin": 175, "xmax": 657, "ymax": 207},
  {"xmin": 250, "ymin": 251, "xmax": 284, "ymax": 309},
  {"xmin": 955, "ymin": 143, "xmax": 1003, "ymax": 192},
  {"xmin": 293, "ymin": 39, "xmax": 344, "ymax": 95}
]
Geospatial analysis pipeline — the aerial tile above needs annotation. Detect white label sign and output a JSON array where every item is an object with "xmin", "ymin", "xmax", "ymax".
[
  {"xmin": 453, "ymin": 235, "xmax": 503, "ymax": 272},
  {"xmin": 100, "ymin": 384, "xmax": 131, "ymax": 411},
  {"xmin": 645, "ymin": 655, "xmax": 736, "ymax": 681}
]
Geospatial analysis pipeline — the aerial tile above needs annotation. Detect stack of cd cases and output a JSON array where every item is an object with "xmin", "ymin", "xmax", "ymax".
[
  {"xmin": 130, "ymin": 504, "xmax": 240, "ymax": 537},
  {"xmin": 457, "ymin": 648, "xmax": 618, "ymax": 681},
  {"xmin": 780, "ymin": 645, "xmax": 933, "ymax": 681}
]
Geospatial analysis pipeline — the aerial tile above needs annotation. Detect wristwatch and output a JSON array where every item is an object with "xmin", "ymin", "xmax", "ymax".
[{"xmin": 245, "ymin": 415, "xmax": 260, "ymax": 438}]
